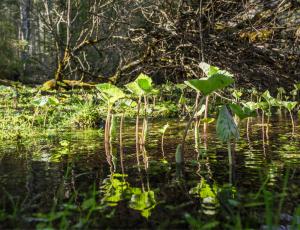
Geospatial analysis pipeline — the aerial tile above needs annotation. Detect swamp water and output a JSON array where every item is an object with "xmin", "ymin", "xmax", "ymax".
[{"xmin": 0, "ymin": 116, "xmax": 300, "ymax": 229}]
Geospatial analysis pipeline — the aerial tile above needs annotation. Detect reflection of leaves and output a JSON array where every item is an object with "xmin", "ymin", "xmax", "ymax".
[
  {"xmin": 101, "ymin": 174, "xmax": 130, "ymax": 207},
  {"xmin": 185, "ymin": 213, "xmax": 219, "ymax": 230},
  {"xmin": 190, "ymin": 179, "xmax": 218, "ymax": 202},
  {"xmin": 100, "ymin": 174, "xmax": 157, "ymax": 218},
  {"xmin": 129, "ymin": 190, "xmax": 156, "ymax": 218}
]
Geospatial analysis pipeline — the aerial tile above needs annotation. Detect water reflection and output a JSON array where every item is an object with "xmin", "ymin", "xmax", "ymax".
[{"xmin": 0, "ymin": 117, "xmax": 299, "ymax": 228}]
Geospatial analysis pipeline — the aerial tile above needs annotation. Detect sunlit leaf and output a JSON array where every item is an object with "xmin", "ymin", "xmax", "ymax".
[
  {"xmin": 96, "ymin": 83, "xmax": 125, "ymax": 106},
  {"xmin": 184, "ymin": 73, "xmax": 234, "ymax": 95},
  {"xmin": 229, "ymin": 103, "xmax": 256, "ymax": 120},
  {"xmin": 282, "ymin": 101, "xmax": 297, "ymax": 111}
]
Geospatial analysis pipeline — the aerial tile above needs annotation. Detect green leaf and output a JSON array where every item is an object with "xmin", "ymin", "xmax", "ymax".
[
  {"xmin": 282, "ymin": 101, "xmax": 297, "ymax": 111},
  {"xmin": 125, "ymin": 81, "xmax": 143, "ymax": 96},
  {"xmin": 216, "ymin": 105, "xmax": 239, "ymax": 142},
  {"xmin": 229, "ymin": 103, "xmax": 256, "ymax": 120},
  {"xmin": 137, "ymin": 73, "xmax": 152, "ymax": 92},
  {"xmin": 125, "ymin": 73, "xmax": 154, "ymax": 96},
  {"xmin": 199, "ymin": 62, "xmax": 219, "ymax": 77},
  {"xmin": 242, "ymin": 101, "xmax": 258, "ymax": 111},
  {"xmin": 175, "ymin": 83, "xmax": 187, "ymax": 91},
  {"xmin": 184, "ymin": 73, "xmax": 234, "ymax": 96},
  {"xmin": 232, "ymin": 90, "xmax": 243, "ymax": 100},
  {"xmin": 201, "ymin": 117, "xmax": 215, "ymax": 124},
  {"xmin": 96, "ymin": 83, "xmax": 125, "ymax": 106},
  {"xmin": 262, "ymin": 90, "xmax": 272, "ymax": 101},
  {"xmin": 47, "ymin": 96, "xmax": 59, "ymax": 106},
  {"xmin": 129, "ymin": 191, "xmax": 156, "ymax": 218}
]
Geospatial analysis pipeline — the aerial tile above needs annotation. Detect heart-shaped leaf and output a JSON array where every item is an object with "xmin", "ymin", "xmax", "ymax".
[
  {"xmin": 96, "ymin": 83, "xmax": 125, "ymax": 106},
  {"xmin": 184, "ymin": 73, "xmax": 234, "ymax": 95},
  {"xmin": 229, "ymin": 104, "xmax": 256, "ymax": 120}
]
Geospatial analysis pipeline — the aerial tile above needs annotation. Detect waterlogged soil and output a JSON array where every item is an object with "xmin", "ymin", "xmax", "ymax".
[{"xmin": 0, "ymin": 116, "xmax": 300, "ymax": 229}]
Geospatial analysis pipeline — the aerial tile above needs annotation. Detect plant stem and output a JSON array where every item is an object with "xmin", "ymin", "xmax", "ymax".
[
  {"xmin": 182, "ymin": 96, "xmax": 205, "ymax": 158},
  {"xmin": 135, "ymin": 97, "xmax": 141, "ymax": 166},
  {"xmin": 203, "ymin": 96, "xmax": 209, "ymax": 137},
  {"xmin": 228, "ymin": 141, "xmax": 232, "ymax": 165},
  {"xmin": 120, "ymin": 113, "xmax": 125, "ymax": 174},
  {"xmin": 289, "ymin": 110, "xmax": 295, "ymax": 135}
]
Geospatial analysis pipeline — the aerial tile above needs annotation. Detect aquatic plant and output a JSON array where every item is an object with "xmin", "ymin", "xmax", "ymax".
[
  {"xmin": 96, "ymin": 83, "xmax": 125, "ymax": 142},
  {"xmin": 125, "ymin": 73, "xmax": 157, "ymax": 146},
  {"xmin": 182, "ymin": 62, "xmax": 234, "ymax": 162},
  {"xmin": 281, "ymin": 101, "xmax": 298, "ymax": 134},
  {"xmin": 31, "ymin": 96, "xmax": 60, "ymax": 127},
  {"xmin": 159, "ymin": 123, "xmax": 170, "ymax": 158},
  {"xmin": 216, "ymin": 105, "xmax": 239, "ymax": 165}
]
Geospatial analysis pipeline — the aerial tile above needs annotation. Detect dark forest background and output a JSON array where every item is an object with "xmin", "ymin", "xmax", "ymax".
[{"xmin": 1, "ymin": 0, "xmax": 300, "ymax": 90}]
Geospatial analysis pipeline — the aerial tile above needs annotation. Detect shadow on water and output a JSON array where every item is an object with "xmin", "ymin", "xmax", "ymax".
[{"xmin": 0, "ymin": 116, "xmax": 300, "ymax": 229}]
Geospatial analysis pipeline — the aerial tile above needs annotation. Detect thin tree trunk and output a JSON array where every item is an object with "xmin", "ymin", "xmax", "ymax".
[{"xmin": 19, "ymin": 0, "xmax": 31, "ymax": 73}]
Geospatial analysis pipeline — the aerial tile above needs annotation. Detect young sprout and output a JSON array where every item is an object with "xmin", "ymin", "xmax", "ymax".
[
  {"xmin": 216, "ymin": 105, "xmax": 239, "ymax": 165},
  {"xmin": 159, "ymin": 123, "xmax": 170, "ymax": 158},
  {"xmin": 31, "ymin": 96, "xmax": 60, "ymax": 127},
  {"xmin": 96, "ymin": 83, "xmax": 125, "ymax": 142},
  {"xmin": 281, "ymin": 101, "xmax": 298, "ymax": 134},
  {"xmin": 126, "ymin": 73, "xmax": 157, "ymax": 146}
]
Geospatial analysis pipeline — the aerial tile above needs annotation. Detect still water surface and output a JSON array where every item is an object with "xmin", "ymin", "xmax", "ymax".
[{"xmin": 0, "ymin": 116, "xmax": 299, "ymax": 228}]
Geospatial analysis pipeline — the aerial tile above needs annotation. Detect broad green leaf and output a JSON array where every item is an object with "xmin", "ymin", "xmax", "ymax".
[
  {"xmin": 243, "ymin": 101, "xmax": 258, "ymax": 111},
  {"xmin": 262, "ymin": 90, "xmax": 279, "ymax": 106},
  {"xmin": 96, "ymin": 83, "xmax": 125, "ymax": 106},
  {"xmin": 125, "ymin": 73, "xmax": 154, "ymax": 96},
  {"xmin": 137, "ymin": 73, "xmax": 152, "ymax": 92},
  {"xmin": 216, "ymin": 105, "xmax": 239, "ymax": 142},
  {"xmin": 125, "ymin": 81, "xmax": 143, "ymax": 96},
  {"xmin": 229, "ymin": 104, "xmax": 256, "ymax": 120},
  {"xmin": 184, "ymin": 73, "xmax": 234, "ymax": 95},
  {"xmin": 262, "ymin": 90, "xmax": 272, "ymax": 101},
  {"xmin": 256, "ymin": 101, "xmax": 269, "ymax": 110},
  {"xmin": 282, "ymin": 101, "xmax": 297, "ymax": 111},
  {"xmin": 118, "ymin": 98, "xmax": 137, "ymax": 108}
]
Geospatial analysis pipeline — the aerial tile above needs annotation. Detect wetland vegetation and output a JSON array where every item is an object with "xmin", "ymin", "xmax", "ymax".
[{"xmin": 1, "ymin": 0, "xmax": 300, "ymax": 229}]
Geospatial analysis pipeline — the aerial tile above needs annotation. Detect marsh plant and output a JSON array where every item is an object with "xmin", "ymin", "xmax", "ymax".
[
  {"xmin": 182, "ymin": 62, "xmax": 235, "ymax": 163},
  {"xmin": 96, "ymin": 83, "xmax": 125, "ymax": 143},
  {"xmin": 125, "ymin": 73, "xmax": 158, "ymax": 146}
]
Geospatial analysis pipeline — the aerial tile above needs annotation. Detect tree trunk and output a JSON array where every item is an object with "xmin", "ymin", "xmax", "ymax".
[{"xmin": 19, "ymin": 0, "xmax": 31, "ymax": 64}]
